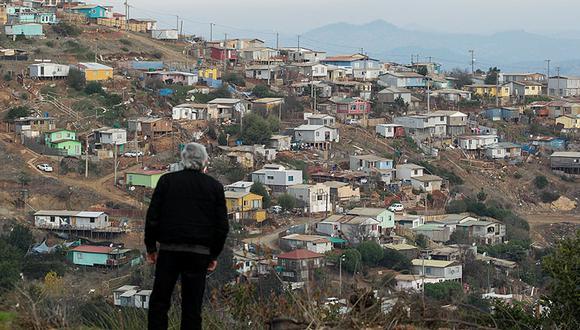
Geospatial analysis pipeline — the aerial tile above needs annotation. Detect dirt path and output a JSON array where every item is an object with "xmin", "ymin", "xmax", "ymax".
[
  {"xmin": 122, "ymin": 32, "xmax": 188, "ymax": 62},
  {"xmin": 243, "ymin": 217, "xmax": 322, "ymax": 250}
]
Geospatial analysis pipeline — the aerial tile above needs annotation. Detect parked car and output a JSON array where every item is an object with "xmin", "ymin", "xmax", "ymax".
[
  {"xmin": 123, "ymin": 151, "xmax": 144, "ymax": 157},
  {"xmin": 345, "ymin": 119, "xmax": 359, "ymax": 125},
  {"xmin": 269, "ymin": 205, "xmax": 283, "ymax": 214},
  {"xmin": 388, "ymin": 203, "xmax": 404, "ymax": 212},
  {"xmin": 37, "ymin": 163, "xmax": 53, "ymax": 172}
]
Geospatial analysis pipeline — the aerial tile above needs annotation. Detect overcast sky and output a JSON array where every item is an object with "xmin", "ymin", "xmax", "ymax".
[{"xmin": 100, "ymin": 0, "xmax": 580, "ymax": 38}]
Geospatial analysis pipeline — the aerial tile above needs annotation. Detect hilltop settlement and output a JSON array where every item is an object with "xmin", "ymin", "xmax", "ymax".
[{"xmin": 0, "ymin": 1, "xmax": 578, "ymax": 329}]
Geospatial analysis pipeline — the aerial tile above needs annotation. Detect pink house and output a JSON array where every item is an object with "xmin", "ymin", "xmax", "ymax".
[
  {"xmin": 210, "ymin": 47, "xmax": 237, "ymax": 62},
  {"xmin": 334, "ymin": 97, "xmax": 371, "ymax": 119}
]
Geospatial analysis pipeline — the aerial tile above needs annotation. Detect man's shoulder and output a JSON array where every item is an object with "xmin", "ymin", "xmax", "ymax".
[{"xmin": 164, "ymin": 170, "xmax": 223, "ymax": 188}]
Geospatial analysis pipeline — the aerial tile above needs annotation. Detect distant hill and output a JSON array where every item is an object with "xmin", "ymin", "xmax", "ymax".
[{"xmin": 298, "ymin": 20, "xmax": 580, "ymax": 75}]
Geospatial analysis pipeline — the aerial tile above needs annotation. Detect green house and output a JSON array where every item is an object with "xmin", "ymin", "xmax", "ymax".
[
  {"xmin": 68, "ymin": 245, "xmax": 131, "ymax": 267},
  {"xmin": 45, "ymin": 129, "xmax": 82, "ymax": 156},
  {"xmin": 125, "ymin": 170, "xmax": 166, "ymax": 189}
]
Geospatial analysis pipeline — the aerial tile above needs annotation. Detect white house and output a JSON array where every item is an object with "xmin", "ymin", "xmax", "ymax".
[
  {"xmin": 316, "ymin": 214, "xmax": 380, "ymax": 244},
  {"xmin": 34, "ymin": 210, "xmax": 110, "ymax": 229},
  {"xmin": 287, "ymin": 47, "xmax": 327, "ymax": 62},
  {"xmin": 548, "ymin": 75, "xmax": 580, "ymax": 97},
  {"xmin": 289, "ymin": 62, "xmax": 328, "ymax": 78},
  {"xmin": 172, "ymin": 103, "xmax": 210, "ymax": 120},
  {"xmin": 411, "ymin": 259, "xmax": 462, "ymax": 281},
  {"xmin": 293, "ymin": 125, "xmax": 339, "ymax": 149},
  {"xmin": 395, "ymin": 274, "xmax": 446, "ymax": 292},
  {"xmin": 349, "ymin": 154, "xmax": 394, "ymax": 183},
  {"xmin": 395, "ymin": 214, "xmax": 424, "ymax": 229},
  {"xmin": 431, "ymin": 89, "xmax": 472, "ymax": 102},
  {"xmin": 245, "ymin": 65, "xmax": 280, "ymax": 80},
  {"xmin": 377, "ymin": 87, "xmax": 412, "ymax": 104},
  {"xmin": 394, "ymin": 114, "xmax": 447, "ymax": 137},
  {"xmin": 458, "ymin": 135, "xmax": 499, "ymax": 150},
  {"xmin": 239, "ymin": 47, "xmax": 279, "ymax": 62},
  {"xmin": 375, "ymin": 124, "xmax": 403, "ymax": 138},
  {"xmin": 269, "ymin": 135, "xmax": 292, "ymax": 151},
  {"xmin": 379, "ymin": 71, "xmax": 426, "ymax": 88},
  {"xmin": 113, "ymin": 285, "xmax": 151, "ymax": 309},
  {"xmin": 224, "ymin": 181, "xmax": 254, "ymax": 193},
  {"xmin": 93, "ymin": 127, "xmax": 127, "ymax": 146},
  {"xmin": 207, "ymin": 98, "xmax": 248, "ymax": 121},
  {"xmin": 29, "ymin": 63, "xmax": 69, "ymax": 79},
  {"xmin": 150, "ymin": 29, "xmax": 178, "ymax": 40},
  {"xmin": 251, "ymin": 164, "xmax": 303, "ymax": 195},
  {"xmin": 287, "ymin": 183, "xmax": 331, "ymax": 214},
  {"xmin": 396, "ymin": 163, "xmax": 425, "ymax": 181},
  {"xmin": 410, "ymin": 175, "xmax": 443, "ymax": 192},
  {"xmin": 305, "ymin": 113, "xmax": 336, "ymax": 126},
  {"xmin": 280, "ymin": 234, "xmax": 332, "ymax": 254},
  {"xmin": 484, "ymin": 142, "xmax": 522, "ymax": 159}
]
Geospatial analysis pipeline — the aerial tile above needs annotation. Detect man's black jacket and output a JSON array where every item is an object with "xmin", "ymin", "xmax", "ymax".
[{"xmin": 144, "ymin": 169, "xmax": 229, "ymax": 259}]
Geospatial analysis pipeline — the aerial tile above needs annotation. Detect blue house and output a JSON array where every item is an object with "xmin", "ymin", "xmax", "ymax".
[
  {"xmin": 68, "ymin": 245, "xmax": 131, "ymax": 267},
  {"xmin": 5, "ymin": 23, "xmax": 43, "ymax": 37},
  {"xmin": 483, "ymin": 107, "xmax": 520, "ymax": 121},
  {"xmin": 130, "ymin": 61, "xmax": 164, "ymax": 71},
  {"xmin": 530, "ymin": 137, "xmax": 567, "ymax": 151},
  {"xmin": 70, "ymin": 5, "xmax": 111, "ymax": 19}
]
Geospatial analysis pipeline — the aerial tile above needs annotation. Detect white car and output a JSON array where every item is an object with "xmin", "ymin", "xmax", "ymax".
[
  {"xmin": 388, "ymin": 203, "xmax": 404, "ymax": 212},
  {"xmin": 37, "ymin": 163, "xmax": 53, "ymax": 172},
  {"xmin": 345, "ymin": 119, "xmax": 359, "ymax": 125},
  {"xmin": 123, "ymin": 151, "xmax": 144, "ymax": 157}
]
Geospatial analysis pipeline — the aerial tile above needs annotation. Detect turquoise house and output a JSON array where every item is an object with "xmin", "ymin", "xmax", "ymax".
[
  {"xmin": 5, "ymin": 23, "xmax": 43, "ymax": 37},
  {"xmin": 45, "ymin": 129, "xmax": 82, "ymax": 156},
  {"xmin": 70, "ymin": 5, "xmax": 111, "ymax": 19},
  {"xmin": 68, "ymin": 245, "xmax": 131, "ymax": 267},
  {"xmin": 347, "ymin": 207, "xmax": 396, "ymax": 234}
]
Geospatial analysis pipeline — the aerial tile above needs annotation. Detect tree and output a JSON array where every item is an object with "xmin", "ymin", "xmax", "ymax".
[
  {"xmin": 266, "ymin": 115, "xmax": 280, "ymax": 133},
  {"xmin": 541, "ymin": 231, "xmax": 580, "ymax": 328},
  {"xmin": 84, "ymin": 82, "xmax": 104, "ymax": 95},
  {"xmin": 424, "ymin": 281, "xmax": 463, "ymax": 303},
  {"xmin": 8, "ymin": 225, "xmax": 34, "ymax": 253},
  {"xmin": 250, "ymin": 182, "xmax": 271, "ymax": 208},
  {"xmin": 356, "ymin": 241, "xmax": 384, "ymax": 266},
  {"xmin": 222, "ymin": 72, "xmax": 245, "ymax": 86},
  {"xmin": 379, "ymin": 249, "xmax": 412, "ymax": 271},
  {"xmin": 415, "ymin": 234, "xmax": 428, "ymax": 249},
  {"xmin": 447, "ymin": 230, "xmax": 471, "ymax": 245},
  {"xmin": 534, "ymin": 175, "xmax": 549, "ymax": 189},
  {"xmin": 393, "ymin": 96, "xmax": 408, "ymax": 113},
  {"xmin": 277, "ymin": 194, "xmax": 296, "ymax": 211},
  {"xmin": 4, "ymin": 106, "xmax": 30, "ymax": 121},
  {"xmin": 476, "ymin": 188, "xmax": 487, "ymax": 201},
  {"xmin": 52, "ymin": 22, "xmax": 81, "ymax": 37},
  {"xmin": 484, "ymin": 67, "xmax": 501, "ymax": 85},
  {"xmin": 449, "ymin": 68, "xmax": 473, "ymax": 89},
  {"xmin": 342, "ymin": 249, "xmax": 362, "ymax": 273},
  {"xmin": 67, "ymin": 68, "xmax": 85, "ymax": 91},
  {"xmin": 217, "ymin": 133, "xmax": 228, "ymax": 146},
  {"xmin": 252, "ymin": 84, "xmax": 278, "ymax": 98},
  {"xmin": 0, "ymin": 239, "xmax": 23, "ymax": 289},
  {"xmin": 241, "ymin": 113, "xmax": 272, "ymax": 144}
]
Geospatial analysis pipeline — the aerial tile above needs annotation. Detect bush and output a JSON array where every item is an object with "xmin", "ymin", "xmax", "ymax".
[
  {"xmin": 151, "ymin": 51, "xmax": 163, "ymax": 59},
  {"xmin": 241, "ymin": 113, "xmax": 272, "ymax": 145},
  {"xmin": 3, "ymin": 72, "xmax": 12, "ymax": 81},
  {"xmin": 52, "ymin": 22, "xmax": 82, "ymax": 37},
  {"xmin": 379, "ymin": 249, "xmax": 412, "ymax": 271},
  {"xmin": 67, "ymin": 68, "xmax": 85, "ymax": 91},
  {"xmin": 513, "ymin": 172, "xmax": 523, "ymax": 179},
  {"xmin": 356, "ymin": 241, "xmax": 384, "ymax": 266},
  {"xmin": 45, "ymin": 40, "xmax": 55, "ymax": 47},
  {"xmin": 277, "ymin": 194, "xmax": 296, "ymax": 211},
  {"xmin": 534, "ymin": 175, "xmax": 549, "ymax": 189},
  {"xmin": 4, "ymin": 106, "xmax": 30, "ymax": 121},
  {"xmin": 415, "ymin": 234, "xmax": 428, "ymax": 249},
  {"xmin": 540, "ymin": 191, "xmax": 560, "ymax": 203},
  {"xmin": 425, "ymin": 281, "xmax": 463, "ymax": 302},
  {"xmin": 119, "ymin": 38, "xmax": 132, "ymax": 46},
  {"xmin": 250, "ymin": 182, "xmax": 271, "ymax": 208},
  {"xmin": 222, "ymin": 72, "xmax": 245, "ymax": 86},
  {"xmin": 342, "ymin": 249, "xmax": 362, "ymax": 273},
  {"xmin": 84, "ymin": 82, "xmax": 104, "ymax": 95}
]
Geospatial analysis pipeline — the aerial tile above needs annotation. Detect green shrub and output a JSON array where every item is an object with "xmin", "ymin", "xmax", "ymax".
[
  {"xmin": 534, "ymin": 175, "xmax": 549, "ymax": 189},
  {"xmin": 119, "ymin": 38, "xmax": 132, "ymax": 46},
  {"xmin": 52, "ymin": 22, "xmax": 81, "ymax": 37},
  {"xmin": 540, "ymin": 191, "xmax": 560, "ymax": 203}
]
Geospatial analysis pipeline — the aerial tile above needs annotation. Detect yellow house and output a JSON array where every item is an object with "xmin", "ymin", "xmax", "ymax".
[
  {"xmin": 464, "ymin": 84, "xmax": 510, "ymax": 98},
  {"xmin": 555, "ymin": 115, "xmax": 580, "ymax": 129},
  {"xmin": 198, "ymin": 68, "xmax": 218, "ymax": 80},
  {"xmin": 225, "ymin": 191, "xmax": 267, "ymax": 222},
  {"xmin": 76, "ymin": 62, "xmax": 114, "ymax": 81}
]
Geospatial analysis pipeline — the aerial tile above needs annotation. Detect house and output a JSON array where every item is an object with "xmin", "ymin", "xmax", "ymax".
[
  {"xmin": 277, "ymin": 249, "xmax": 325, "ymax": 287},
  {"xmin": 506, "ymin": 81, "xmax": 543, "ymax": 98},
  {"xmin": 219, "ymin": 144, "xmax": 276, "ymax": 168},
  {"xmin": 331, "ymin": 97, "xmax": 371, "ymax": 120},
  {"xmin": 287, "ymin": 62, "xmax": 328, "ymax": 78},
  {"xmin": 428, "ymin": 213, "xmax": 478, "ymax": 233},
  {"xmin": 383, "ymin": 243, "xmax": 419, "ymax": 260},
  {"xmin": 501, "ymin": 72, "xmax": 546, "ymax": 83},
  {"xmin": 395, "ymin": 214, "xmax": 424, "ymax": 229},
  {"xmin": 326, "ymin": 65, "xmax": 347, "ymax": 81},
  {"xmin": 44, "ymin": 128, "xmax": 82, "ymax": 156},
  {"xmin": 127, "ymin": 18, "xmax": 157, "ymax": 32},
  {"xmin": 377, "ymin": 87, "xmax": 412, "ymax": 105},
  {"xmin": 145, "ymin": 71, "xmax": 198, "ymax": 86},
  {"xmin": 484, "ymin": 142, "xmax": 522, "ymax": 159},
  {"xmin": 209, "ymin": 46, "xmax": 238, "ymax": 62},
  {"xmin": 34, "ymin": 210, "xmax": 109, "ymax": 230},
  {"xmin": 410, "ymin": 175, "xmax": 443, "ymax": 192},
  {"xmin": 321, "ymin": 54, "xmax": 380, "ymax": 79},
  {"xmin": 431, "ymin": 86, "xmax": 470, "ymax": 100},
  {"xmin": 239, "ymin": 47, "xmax": 278, "ymax": 62},
  {"xmin": 125, "ymin": 170, "xmax": 166, "ymax": 189},
  {"xmin": 316, "ymin": 214, "xmax": 380, "ymax": 244},
  {"xmin": 70, "ymin": 5, "xmax": 112, "ymax": 19},
  {"xmin": 207, "ymin": 98, "xmax": 248, "ymax": 121},
  {"xmin": 291, "ymin": 81, "xmax": 332, "ymax": 98},
  {"xmin": 280, "ymin": 234, "xmax": 332, "ymax": 254},
  {"xmin": 393, "ymin": 114, "xmax": 447, "ymax": 137},
  {"xmin": 458, "ymin": 135, "xmax": 499, "ymax": 151},
  {"xmin": 293, "ymin": 125, "xmax": 339, "ymax": 149},
  {"xmin": 395, "ymin": 274, "xmax": 446, "ymax": 292},
  {"xmin": 463, "ymin": 84, "xmax": 510, "ymax": 98},
  {"xmin": 29, "ymin": 63, "xmax": 69, "ymax": 79},
  {"xmin": 286, "ymin": 47, "xmax": 327, "ymax": 62},
  {"xmin": 150, "ymin": 29, "xmax": 178, "ymax": 40},
  {"xmin": 322, "ymin": 181, "xmax": 360, "ymax": 204},
  {"xmin": 544, "ymin": 101, "xmax": 580, "ymax": 118},
  {"xmin": 482, "ymin": 107, "xmax": 520, "ymax": 121},
  {"xmin": 251, "ymin": 98, "xmax": 284, "ymax": 114},
  {"xmin": 13, "ymin": 116, "xmax": 55, "ymax": 137},
  {"xmin": 128, "ymin": 117, "xmax": 172, "ymax": 137},
  {"xmin": 430, "ymin": 110, "xmax": 468, "ymax": 136},
  {"xmin": 531, "ymin": 136, "xmax": 567, "ymax": 151},
  {"xmin": 269, "ymin": 134, "xmax": 292, "ymax": 151},
  {"xmin": 375, "ymin": 124, "xmax": 405, "ymax": 138},
  {"xmin": 550, "ymin": 151, "xmax": 580, "ymax": 175},
  {"xmin": 68, "ymin": 245, "xmax": 131, "ymax": 267},
  {"xmin": 224, "ymin": 191, "xmax": 266, "ymax": 223},
  {"xmin": 548, "ymin": 75, "xmax": 580, "ymax": 97},
  {"xmin": 93, "ymin": 127, "xmax": 127, "ymax": 146},
  {"xmin": 114, "ymin": 285, "xmax": 151, "ymax": 309},
  {"xmin": 305, "ymin": 114, "xmax": 336, "ymax": 126},
  {"xmin": 379, "ymin": 71, "xmax": 426, "ymax": 88},
  {"xmin": 73, "ymin": 62, "xmax": 113, "ymax": 81},
  {"xmin": 411, "ymin": 259, "xmax": 462, "ymax": 281},
  {"xmin": 5, "ymin": 23, "xmax": 43, "ymax": 37},
  {"xmin": 127, "ymin": 61, "xmax": 164, "ymax": 71},
  {"xmin": 347, "ymin": 207, "xmax": 395, "ymax": 236},
  {"xmin": 287, "ymin": 183, "xmax": 331, "ymax": 214},
  {"xmin": 224, "ymin": 181, "xmax": 254, "ymax": 193},
  {"xmin": 350, "ymin": 155, "xmax": 394, "ymax": 173},
  {"xmin": 251, "ymin": 164, "xmax": 303, "ymax": 195},
  {"xmin": 455, "ymin": 219, "xmax": 506, "ymax": 244},
  {"xmin": 244, "ymin": 64, "xmax": 280, "ymax": 81},
  {"xmin": 396, "ymin": 163, "xmax": 425, "ymax": 181},
  {"xmin": 208, "ymin": 38, "xmax": 264, "ymax": 50},
  {"xmin": 172, "ymin": 103, "xmax": 211, "ymax": 120},
  {"xmin": 412, "ymin": 223, "xmax": 452, "ymax": 242},
  {"xmin": 555, "ymin": 115, "xmax": 580, "ymax": 130}
]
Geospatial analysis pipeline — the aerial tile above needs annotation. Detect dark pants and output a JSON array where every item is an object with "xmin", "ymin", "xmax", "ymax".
[{"xmin": 148, "ymin": 250, "xmax": 211, "ymax": 330}]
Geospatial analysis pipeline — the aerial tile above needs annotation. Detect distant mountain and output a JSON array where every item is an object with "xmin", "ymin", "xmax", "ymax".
[{"xmin": 299, "ymin": 20, "xmax": 580, "ymax": 75}]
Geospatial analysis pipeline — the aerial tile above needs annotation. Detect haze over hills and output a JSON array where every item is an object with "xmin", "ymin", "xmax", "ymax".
[{"xmin": 295, "ymin": 19, "xmax": 580, "ymax": 75}]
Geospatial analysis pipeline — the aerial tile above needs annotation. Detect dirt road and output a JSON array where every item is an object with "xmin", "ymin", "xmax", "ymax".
[
  {"xmin": 243, "ymin": 216, "xmax": 322, "ymax": 250},
  {"xmin": 122, "ymin": 32, "xmax": 188, "ymax": 63}
]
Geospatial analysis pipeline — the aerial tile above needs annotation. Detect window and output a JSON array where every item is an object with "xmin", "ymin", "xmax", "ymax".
[
  {"xmin": 267, "ymin": 175, "xmax": 274, "ymax": 180},
  {"xmin": 288, "ymin": 176, "xmax": 294, "ymax": 182},
  {"xmin": 90, "ymin": 218, "xmax": 95, "ymax": 223},
  {"xmin": 317, "ymin": 195, "xmax": 323, "ymax": 201},
  {"xmin": 50, "ymin": 216, "xmax": 55, "ymax": 222}
]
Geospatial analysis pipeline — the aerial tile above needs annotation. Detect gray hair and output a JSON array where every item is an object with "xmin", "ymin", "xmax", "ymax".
[{"xmin": 180, "ymin": 142, "xmax": 209, "ymax": 170}]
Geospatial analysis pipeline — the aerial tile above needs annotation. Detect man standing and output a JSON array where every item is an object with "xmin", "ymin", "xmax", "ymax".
[{"xmin": 145, "ymin": 142, "xmax": 229, "ymax": 330}]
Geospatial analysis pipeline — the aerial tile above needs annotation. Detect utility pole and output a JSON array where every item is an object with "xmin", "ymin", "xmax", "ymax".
[
  {"xmin": 469, "ymin": 50, "xmax": 475, "ymax": 75},
  {"xmin": 175, "ymin": 15, "xmax": 179, "ymax": 33},
  {"xmin": 545, "ymin": 59, "xmax": 551, "ymax": 96},
  {"xmin": 556, "ymin": 67, "xmax": 561, "ymax": 98},
  {"xmin": 209, "ymin": 23, "xmax": 214, "ymax": 41},
  {"xmin": 124, "ymin": 0, "xmax": 129, "ymax": 31},
  {"xmin": 427, "ymin": 78, "xmax": 431, "ymax": 112},
  {"xmin": 85, "ymin": 140, "xmax": 89, "ymax": 178},
  {"xmin": 180, "ymin": 20, "xmax": 183, "ymax": 40},
  {"xmin": 223, "ymin": 33, "xmax": 228, "ymax": 73},
  {"xmin": 276, "ymin": 32, "xmax": 279, "ymax": 50},
  {"xmin": 495, "ymin": 71, "xmax": 500, "ymax": 107},
  {"xmin": 297, "ymin": 35, "xmax": 300, "ymax": 50},
  {"xmin": 113, "ymin": 143, "xmax": 118, "ymax": 186}
]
